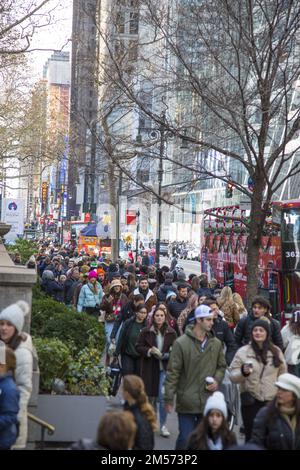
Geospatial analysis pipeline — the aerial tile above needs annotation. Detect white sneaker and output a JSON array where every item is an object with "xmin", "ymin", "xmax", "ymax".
[{"xmin": 160, "ymin": 425, "xmax": 170, "ymax": 437}]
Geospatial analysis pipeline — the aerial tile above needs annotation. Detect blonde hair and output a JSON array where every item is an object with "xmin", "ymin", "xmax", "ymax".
[
  {"xmin": 123, "ymin": 375, "xmax": 157, "ymax": 431},
  {"xmin": 232, "ymin": 293, "xmax": 246, "ymax": 314},
  {"xmin": 218, "ymin": 286, "xmax": 233, "ymax": 306}
]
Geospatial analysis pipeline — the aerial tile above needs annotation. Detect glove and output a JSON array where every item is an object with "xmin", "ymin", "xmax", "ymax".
[{"xmin": 151, "ymin": 347, "xmax": 163, "ymax": 359}]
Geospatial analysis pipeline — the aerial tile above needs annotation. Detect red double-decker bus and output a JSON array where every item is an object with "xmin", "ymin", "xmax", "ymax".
[{"xmin": 201, "ymin": 200, "xmax": 300, "ymax": 322}]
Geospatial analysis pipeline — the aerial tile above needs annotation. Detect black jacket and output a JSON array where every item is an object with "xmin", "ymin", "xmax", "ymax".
[
  {"xmin": 212, "ymin": 315, "xmax": 238, "ymax": 365},
  {"xmin": 251, "ymin": 403, "xmax": 300, "ymax": 450},
  {"xmin": 115, "ymin": 317, "xmax": 146, "ymax": 356},
  {"xmin": 168, "ymin": 297, "xmax": 188, "ymax": 319},
  {"xmin": 157, "ymin": 282, "xmax": 177, "ymax": 302},
  {"xmin": 111, "ymin": 301, "xmax": 136, "ymax": 340},
  {"xmin": 234, "ymin": 313, "xmax": 283, "ymax": 350},
  {"xmin": 124, "ymin": 402, "xmax": 154, "ymax": 450}
]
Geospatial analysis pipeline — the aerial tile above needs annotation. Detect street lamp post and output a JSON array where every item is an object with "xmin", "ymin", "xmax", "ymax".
[
  {"xmin": 135, "ymin": 210, "xmax": 140, "ymax": 262},
  {"xmin": 155, "ymin": 117, "xmax": 166, "ymax": 270}
]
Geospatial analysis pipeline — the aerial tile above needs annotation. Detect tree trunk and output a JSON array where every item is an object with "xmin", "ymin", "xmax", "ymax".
[{"xmin": 246, "ymin": 178, "xmax": 268, "ymax": 307}]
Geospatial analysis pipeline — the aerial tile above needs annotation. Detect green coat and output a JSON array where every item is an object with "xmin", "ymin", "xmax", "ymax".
[{"xmin": 164, "ymin": 325, "xmax": 226, "ymax": 414}]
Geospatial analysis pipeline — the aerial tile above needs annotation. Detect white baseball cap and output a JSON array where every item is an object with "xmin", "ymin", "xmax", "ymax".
[{"xmin": 194, "ymin": 304, "xmax": 212, "ymax": 319}]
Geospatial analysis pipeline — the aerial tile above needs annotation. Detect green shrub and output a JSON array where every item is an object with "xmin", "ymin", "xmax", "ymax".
[
  {"xmin": 65, "ymin": 347, "xmax": 110, "ymax": 396},
  {"xmin": 33, "ymin": 337, "xmax": 72, "ymax": 392},
  {"xmin": 31, "ymin": 298, "xmax": 105, "ymax": 355},
  {"xmin": 6, "ymin": 238, "xmax": 38, "ymax": 264}
]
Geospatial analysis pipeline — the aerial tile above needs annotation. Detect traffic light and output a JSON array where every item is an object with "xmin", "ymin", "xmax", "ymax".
[{"xmin": 226, "ymin": 182, "xmax": 234, "ymax": 198}]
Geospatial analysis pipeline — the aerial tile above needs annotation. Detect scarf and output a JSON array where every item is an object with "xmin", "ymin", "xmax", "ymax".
[
  {"xmin": 279, "ymin": 405, "xmax": 297, "ymax": 432},
  {"xmin": 139, "ymin": 287, "xmax": 149, "ymax": 301},
  {"xmin": 206, "ymin": 435, "xmax": 223, "ymax": 450}
]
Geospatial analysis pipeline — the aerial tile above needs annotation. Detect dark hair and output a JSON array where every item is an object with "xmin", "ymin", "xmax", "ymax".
[
  {"xmin": 6, "ymin": 331, "xmax": 26, "ymax": 351},
  {"xmin": 133, "ymin": 293, "xmax": 145, "ymax": 304},
  {"xmin": 191, "ymin": 276, "xmax": 200, "ymax": 292},
  {"xmin": 177, "ymin": 283, "xmax": 188, "ymax": 291},
  {"xmin": 97, "ymin": 411, "xmax": 137, "ymax": 450},
  {"xmin": 187, "ymin": 412, "xmax": 237, "ymax": 450},
  {"xmin": 250, "ymin": 336, "xmax": 283, "ymax": 368},
  {"xmin": 139, "ymin": 276, "xmax": 148, "ymax": 283},
  {"xmin": 127, "ymin": 273, "xmax": 137, "ymax": 290},
  {"xmin": 141, "ymin": 265, "xmax": 149, "ymax": 275},
  {"xmin": 265, "ymin": 397, "xmax": 300, "ymax": 431},
  {"xmin": 252, "ymin": 296, "xmax": 271, "ymax": 312},
  {"xmin": 136, "ymin": 304, "xmax": 148, "ymax": 313},
  {"xmin": 204, "ymin": 299, "xmax": 218, "ymax": 307},
  {"xmin": 152, "ymin": 307, "xmax": 169, "ymax": 334},
  {"xmin": 200, "ymin": 278, "xmax": 209, "ymax": 288}
]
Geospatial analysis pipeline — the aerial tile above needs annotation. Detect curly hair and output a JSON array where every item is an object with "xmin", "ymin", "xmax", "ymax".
[{"xmin": 123, "ymin": 375, "xmax": 157, "ymax": 431}]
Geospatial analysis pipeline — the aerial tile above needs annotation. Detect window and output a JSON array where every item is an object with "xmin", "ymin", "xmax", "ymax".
[
  {"xmin": 129, "ymin": 12, "xmax": 139, "ymax": 34},
  {"xmin": 115, "ymin": 40, "xmax": 125, "ymax": 59}
]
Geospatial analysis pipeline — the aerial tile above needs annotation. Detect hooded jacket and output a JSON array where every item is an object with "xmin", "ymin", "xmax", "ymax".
[{"xmin": 164, "ymin": 325, "xmax": 226, "ymax": 414}]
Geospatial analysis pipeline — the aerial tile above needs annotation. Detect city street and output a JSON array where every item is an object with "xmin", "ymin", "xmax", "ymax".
[{"xmin": 160, "ymin": 257, "xmax": 202, "ymax": 276}]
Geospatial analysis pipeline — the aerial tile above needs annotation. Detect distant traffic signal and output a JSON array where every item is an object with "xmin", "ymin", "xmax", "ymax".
[{"xmin": 226, "ymin": 182, "xmax": 234, "ymax": 198}]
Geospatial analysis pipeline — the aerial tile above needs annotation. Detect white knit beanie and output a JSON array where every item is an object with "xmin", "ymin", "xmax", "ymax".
[
  {"xmin": 204, "ymin": 391, "xmax": 228, "ymax": 419},
  {"xmin": 0, "ymin": 301, "xmax": 30, "ymax": 333}
]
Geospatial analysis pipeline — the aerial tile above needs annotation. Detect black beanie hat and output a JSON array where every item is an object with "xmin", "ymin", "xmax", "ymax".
[{"xmin": 251, "ymin": 317, "xmax": 271, "ymax": 337}]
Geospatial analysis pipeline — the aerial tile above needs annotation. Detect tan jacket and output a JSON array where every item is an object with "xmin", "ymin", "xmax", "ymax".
[{"xmin": 229, "ymin": 344, "xmax": 287, "ymax": 402}]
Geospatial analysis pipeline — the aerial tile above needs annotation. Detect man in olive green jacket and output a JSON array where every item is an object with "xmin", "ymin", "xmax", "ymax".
[{"xmin": 164, "ymin": 304, "xmax": 226, "ymax": 449}]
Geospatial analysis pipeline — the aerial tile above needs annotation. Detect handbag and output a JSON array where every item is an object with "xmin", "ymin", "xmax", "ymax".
[
  {"xmin": 107, "ymin": 358, "xmax": 122, "ymax": 396},
  {"xmin": 240, "ymin": 391, "xmax": 256, "ymax": 407}
]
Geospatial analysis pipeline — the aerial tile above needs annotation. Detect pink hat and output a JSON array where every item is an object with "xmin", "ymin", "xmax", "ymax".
[{"xmin": 88, "ymin": 270, "xmax": 98, "ymax": 279}]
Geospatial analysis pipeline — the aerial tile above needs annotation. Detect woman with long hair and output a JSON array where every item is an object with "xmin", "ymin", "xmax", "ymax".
[
  {"xmin": 115, "ymin": 304, "xmax": 148, "ymax": 376},
  {"xmin": 217, "ymin": 286, "xmax": 240, "ymax": 328},
  {"xmin": 229, "ymin": 318, "xmax": 287, "ymax": 441},
  {"xmin": 187, "ymin": 392, "xmax": 237, "ymax": 450},
  {"xmin": 177, "ymin": 294, "xmax": 200, "ymax": 335},
  {"xmin": 232, "ymin": 292, "xmax": 247, "ymax": 319},
  {"xmin": 127, "ymin": 273, "xmax": 137, "ymax": 294},
  {"xmin": 122, "ymin": 375, "xmax": 157, "ymax": 450},
  {"xmin": 281, "ymin": 310, "xmax": 300, "ymax": 377},
  {"xmin": 100, "ymin": 279, "xmax": 128, "ymax": 366},
  {"xmin": 251, "ymin": 373, "xmax": 300, "ymax": 449},
  {"xmin": 0, "ymin": 301, "xmax": 34, "ymax": 449},
  {"xmin": 136, "ymin": 307, "xmax": 177, "ymax": 437}
]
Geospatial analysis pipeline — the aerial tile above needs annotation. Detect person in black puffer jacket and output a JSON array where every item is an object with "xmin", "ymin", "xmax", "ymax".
[
  {"xmin": 251, "ymin": 373, "xmax": 300, "ymax": 450},
  {"xmin": 234, "ymin": 296, "xmax": 283, "ymax": 350},
  {"xmin": 110, "ymin": 294, "xmax": 145, "ymax": 342},
  {"xmin": 122, "ymin": 375, "xmax": 156, "ymax": 450}
]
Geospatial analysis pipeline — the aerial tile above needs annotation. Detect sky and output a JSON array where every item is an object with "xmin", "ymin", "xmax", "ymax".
[{"xmin": 29, "ymin": 0, "xmax": 73, "ymax": 79}]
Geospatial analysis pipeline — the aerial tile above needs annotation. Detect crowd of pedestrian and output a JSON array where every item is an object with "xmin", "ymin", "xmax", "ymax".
[{"xmin": 2, "ymin": 240, "xmax": 300, "ymax": 451}]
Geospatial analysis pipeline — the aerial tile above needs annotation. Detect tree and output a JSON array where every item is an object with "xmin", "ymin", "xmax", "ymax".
[{"xmin": 89, "ymin": 0, "xmax": 300, "ymax": 301}]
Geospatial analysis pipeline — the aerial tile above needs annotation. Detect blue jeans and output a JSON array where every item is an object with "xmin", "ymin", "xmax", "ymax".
[
  {"xmin": 104, "ymin": 322, "xmax": 114, "ymax": 352},
  {"xmin": 158, "ymin": 370, "xmax": 167, "ymax": 428},
  {"xmin": 176, "ymin": 413, "xmax": 202, "ymax": 450}
]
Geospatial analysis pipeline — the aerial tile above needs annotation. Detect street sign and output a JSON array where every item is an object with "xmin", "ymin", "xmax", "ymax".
[{"xmin": 126, "ymin": 210, "xmax": 137, "ymax": 225}]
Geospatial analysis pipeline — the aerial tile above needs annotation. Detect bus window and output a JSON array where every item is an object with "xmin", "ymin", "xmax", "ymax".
[
  {"xmin": 283, "ymin": 272, "xmax": 300, "ymax": 313},
  {"xmin": 282, "ymin": 209, "xmax": 300, "ymax": 243}
]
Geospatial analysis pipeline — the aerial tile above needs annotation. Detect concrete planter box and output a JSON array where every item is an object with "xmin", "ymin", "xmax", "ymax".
[{"xmin": 36, "ymin": 394, "xmax": 117, "ymax": 442}]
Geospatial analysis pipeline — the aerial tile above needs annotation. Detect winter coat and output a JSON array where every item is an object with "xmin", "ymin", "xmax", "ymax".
[
  {"xmin": 130, "ymin": 288, "xmax": 157, "ymax": 313},
  {"xmin": 234, "ymin": 313, "xmax": 284, "ymax": 350},
  {"xmin": 136, "ymin": 325, "xmax": 177, "ymax": 397},
  {"xmin": 157, "ymin": 282, "xmax": 177, "ymax": 302},
  {"xmin": 170, "ymin": 257, "xmax": 178, "ymax": 271},
  {"xmin": 0, "ymin": 375, "xmax": 20, "ymax": 449},
  {"xmin": 168, "ymin": 296, "xmax": 189, "ymax": 320},
  {"xmin": 100, "ymin": 293, "xmax": 128, "ymax": 322},
  {"xmin": 43, "ymin": 279, "xmax": 64, "ymax": 301},
  {"xmin": 251, "ymin": 402, "xmax": 300, "ymax": 450},
  {"xmin": 110, "ymin": 301, "xmax": 136, "ymax": 340},
  {"xmin": 212, "ymin": 315, "xmax": 238, "ymax": 365},
  {"xmin": 281, "ymin": 324, "xmax": 300, "ymax": 365},
  {"xmin": 124, "ymin": 402, "xmax": 154, "ymax": 450},
  {"xmin": 64, "ymin": 278, "xmax": 79, "ymax": 304},
  {"xmin": 164, "ymin": 326, "xmax": 226, "ymax": 414},
  {"xmin": 228, "ymin": 344, "xmax": 287, "ymax": 402},
  {"xmin": 77, "ymin": 282, "xmax": 103, "ymax": 313},
  {"xmin": 217, "ymin": 300, "xmax": 240, "ymax": 327},
  {"xmin": 13, "ymin": 333, "xmax": 34, "ymax": 449},
  {"xmin": 115, "ymin": 317, "xmax": 146, "ymax": 356},
  {"xmin": 197, "ymin": 287, "xmax": 213, "ymax": 297}
]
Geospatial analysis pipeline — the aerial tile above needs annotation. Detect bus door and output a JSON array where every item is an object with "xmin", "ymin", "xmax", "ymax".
[{"xmin": 224, "ymin": 263, "xmax": 234, "ymax": 291}]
